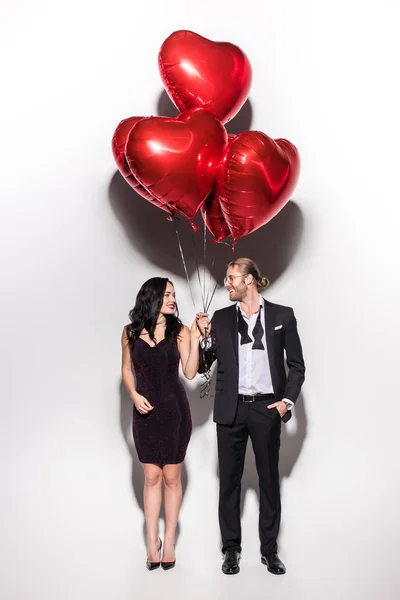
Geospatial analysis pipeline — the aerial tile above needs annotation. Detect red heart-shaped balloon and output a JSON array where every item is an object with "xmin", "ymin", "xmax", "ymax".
[
  {"xmin": 125, "ymin": 108, "xmax": 227, "ymax": 224},
  {"xmin": 216, "ymin": 131, "xmax": 300, "ymax": 242},
  {"xmin": 159, "ymin": 30, "xmax": 252, "ymax": 124},
  {"xmin": 112, "ymin": 117, "xmax": 173, "ymax": 215}
]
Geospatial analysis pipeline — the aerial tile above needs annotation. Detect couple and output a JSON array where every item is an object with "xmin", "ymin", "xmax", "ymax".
[{"xmin": 121, "ymin": 258, "xmax": 305, "ymax": 574}]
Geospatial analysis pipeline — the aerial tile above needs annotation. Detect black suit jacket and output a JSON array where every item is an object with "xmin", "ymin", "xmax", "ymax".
[{"xmin": 198, "ymin": 299, "xmax": 305, "ymax": 425}]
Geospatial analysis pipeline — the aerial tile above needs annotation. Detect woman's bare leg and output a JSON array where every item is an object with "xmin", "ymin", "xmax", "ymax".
[
  {"xmin": 162, "ymin": 463, "xmax": 183, "ymax": 561},
  {"xmin": 142, "ymin": 463, "xmax": 163, "ymax": 560}
]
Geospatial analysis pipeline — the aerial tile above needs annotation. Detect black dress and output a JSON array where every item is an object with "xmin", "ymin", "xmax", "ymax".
[{"xmin": 130, "ymin": 337, "xmax": 192, "ymax": 464}]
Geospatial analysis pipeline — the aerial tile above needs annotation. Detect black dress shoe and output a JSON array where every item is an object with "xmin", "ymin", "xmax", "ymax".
[
  {"xmin": 146, "ymin": 539, "xmax": 162, "ymax": 571},
  {"xmin": 261, "ymin": 552, "xmax": 286, "ymax": 575},
  {"xmin": 222, "ymin": 549, "xmax": 240, "ymax": 575}
]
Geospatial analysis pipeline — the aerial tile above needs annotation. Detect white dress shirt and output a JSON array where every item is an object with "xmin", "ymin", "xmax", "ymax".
[{"xmin": 237, "ymin": 299, "xmax": 273, "ymax": 394}]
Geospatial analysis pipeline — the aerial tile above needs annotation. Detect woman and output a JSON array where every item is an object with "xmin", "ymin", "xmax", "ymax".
[{"xmin": 121, "ymin": 277, "xmax": 205, "ymax": 571}]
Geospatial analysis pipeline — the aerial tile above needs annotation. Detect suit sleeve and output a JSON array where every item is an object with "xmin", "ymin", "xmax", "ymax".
[
  {"xmin": 198, "ymin": 315, "xmax": 217, "ymax": 374},
  {"xmin": 283, "ymin": 308, "xmax": 305, "ymax": 403}
]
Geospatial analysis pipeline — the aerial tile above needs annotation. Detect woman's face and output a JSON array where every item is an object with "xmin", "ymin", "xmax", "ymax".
[{"xmin": 160, "ymin": 282, "xmax": 176, "ymax": 315}]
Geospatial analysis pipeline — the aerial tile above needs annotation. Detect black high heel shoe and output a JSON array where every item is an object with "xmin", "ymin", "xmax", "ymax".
[
  {"xmin": 146, "ymin": 538, "xmax": 162, "ymax": 571},
  {"xmin": 161, "ymin": 544, "xmax": 176, "ymax": 570}
]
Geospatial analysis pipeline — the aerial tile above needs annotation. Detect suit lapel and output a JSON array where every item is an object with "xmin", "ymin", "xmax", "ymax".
[
  {"xmin": 229, "ymin": 304, "xmax": 238, "ymax": 363},
  {"xmin": 263, "ymin": 298, "xmax": 275, "ymax": 366}
]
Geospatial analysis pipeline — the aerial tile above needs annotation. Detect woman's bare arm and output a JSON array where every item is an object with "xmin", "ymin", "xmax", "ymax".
[
  {"xmin": 121, "ymin": 328, "xmax": 153, "ymax": 414},
  {"xmin": 178, "ymin": 322, "xmax": 200, "ymax": 380}
]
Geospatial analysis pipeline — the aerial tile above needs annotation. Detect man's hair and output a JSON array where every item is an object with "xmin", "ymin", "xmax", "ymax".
[{"xmin": 227, "ymin": 258, "xmax": 270, "ymax": 289}]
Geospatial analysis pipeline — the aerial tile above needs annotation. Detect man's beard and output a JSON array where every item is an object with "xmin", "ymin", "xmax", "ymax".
[{"xmin": 228, "ymin": 289, "xmax": 243, "ymax": 302}]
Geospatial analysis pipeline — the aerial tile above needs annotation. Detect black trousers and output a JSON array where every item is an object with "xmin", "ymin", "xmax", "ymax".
[{"xmin": 217, "ymin": 399, "xmax": 281, "ymax": 556}]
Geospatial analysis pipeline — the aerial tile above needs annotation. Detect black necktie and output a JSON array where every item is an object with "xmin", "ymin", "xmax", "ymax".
[{"xmin": 237, "ymin": 308, "xmax": 265, "ymax": 350}]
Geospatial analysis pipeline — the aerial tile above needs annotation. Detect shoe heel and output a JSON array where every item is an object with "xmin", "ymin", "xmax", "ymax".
[
  {"xmin": 161, "ymin": 540, "xmax": 175, "ymax": 570},
  {"xmin": 146, "ymin": 538, "xmax": 162, "ymax": 571}
]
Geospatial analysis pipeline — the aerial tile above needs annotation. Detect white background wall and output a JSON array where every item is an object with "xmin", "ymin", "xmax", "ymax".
[{"xmin": 1, "ymin": 1, "xmax": 400, "ymax": 598}]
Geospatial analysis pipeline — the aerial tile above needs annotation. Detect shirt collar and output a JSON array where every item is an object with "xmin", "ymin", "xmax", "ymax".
[{"xmin": 237, "ymin": 295, "xmax": 264, "ymax": 316}]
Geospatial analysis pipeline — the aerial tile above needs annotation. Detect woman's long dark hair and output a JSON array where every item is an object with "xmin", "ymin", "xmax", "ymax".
[{"xmin": 125, "ymin": 277, "xmax": 183, "ymax": 347}]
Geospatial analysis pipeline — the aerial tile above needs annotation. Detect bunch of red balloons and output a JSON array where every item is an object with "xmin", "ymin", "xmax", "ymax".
[{"xmin": 112, "ymin": 30, "xmax": 300, "ymax": 244}]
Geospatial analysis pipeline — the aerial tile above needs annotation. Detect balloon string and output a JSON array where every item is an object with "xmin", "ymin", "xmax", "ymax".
[
  {"xmin": 202, "ymin": 207, "xmax": 218, "ymax": 313},
  {"xmin": 205, "ymin": 243, "xmax": 216, "ymax": 311},
  {"xmin": 190, "ymin": 228, "xmax": 206, "ymax": 312},
  {"xmin": 203, "ymin": 209, "xmax": 207, "ymax": 309},
  {"xmin": 206, "ymin": 281, "xmax": 218, "ymax": 313},
  {"xmin": 173, "ymin": 218, "xmax": 197, "ymax": 310},
  {"xmin": 199, "ymin": 367, "xmax": 213, "ymax": 399}
]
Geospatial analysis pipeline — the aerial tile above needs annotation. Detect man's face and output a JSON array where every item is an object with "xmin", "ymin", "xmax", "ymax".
[{"xmin": 224, "ymin": 265, "xmax": 247, "ymax": 302}]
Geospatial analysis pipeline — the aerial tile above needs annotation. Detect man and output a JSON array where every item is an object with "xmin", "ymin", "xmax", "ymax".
[{"xmin": 197, "ymin": 258, "xmax": 305, "ymax": 575}]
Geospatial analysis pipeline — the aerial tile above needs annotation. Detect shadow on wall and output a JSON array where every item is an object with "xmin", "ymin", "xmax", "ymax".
[
  {"xmin": 280, "ymin": 393, "xmax": 307, "ymax": 479},
  {"xmin": 108, "ymin": 173, "xmax": 303, "ymax": 293},
  {"xmin": 156, "ymin": 90, "xmax": 253, "ymax": 135}
]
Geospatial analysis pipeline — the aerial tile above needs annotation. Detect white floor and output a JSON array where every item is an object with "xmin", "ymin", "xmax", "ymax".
[
  {"xmin": 8, "ymin": 530, "xmax": 395, "ymax": 600},
  {"xmin": 4, "ymin": 487, "xmax": 398, "ymax": 600},
  {"xmin": 3, "ymin": 409, "xmax": 400, "ymax": 600}
]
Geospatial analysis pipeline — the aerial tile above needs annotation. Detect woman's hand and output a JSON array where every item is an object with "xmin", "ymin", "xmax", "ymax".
[
  {"xmin": 133, "ymin": 393, "xmax": 154, "ymax": 414},
  {"xmin": 191, "ymin": 317, "xmax": 202, "ymax": 339},
  {"xmin": 194, "ymin": 312, "xmax": 211, "ymax": 338}
]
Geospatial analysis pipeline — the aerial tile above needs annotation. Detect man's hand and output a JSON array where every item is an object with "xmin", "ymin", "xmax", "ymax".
[
  {"xmin": 195, "ymin": 312, "xmax": 211, "ymax": 337},
  {"xmin": 267, "ymin": 401, "xmax": 288, "ymax": 418}
]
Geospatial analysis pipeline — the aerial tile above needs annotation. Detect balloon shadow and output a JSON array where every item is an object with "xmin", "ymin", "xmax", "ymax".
[
  {"xmin": 157, "ymin": 90, "xmax": 180, "ymax": 118},
  {"xmin": 225, "ymin": 99, "xmax": 253, "ymax": 134},
  {"xmin": 108, "ymin": 171, "xmax": 304, "ymax": 292},
  {"xmin": 156, "ymin": 90, "xmax": 253, "ymax": 134}
]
